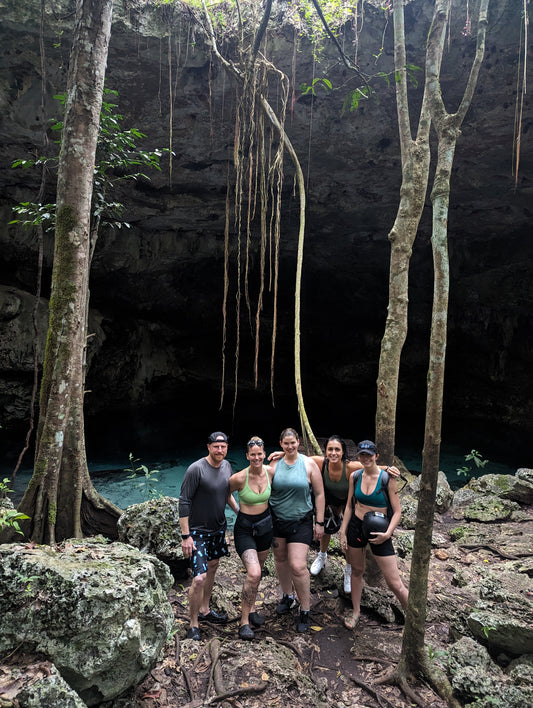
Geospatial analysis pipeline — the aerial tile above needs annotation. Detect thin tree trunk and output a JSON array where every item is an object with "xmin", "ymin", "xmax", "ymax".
[
  {"xmin": 398, "ymin": 0, "xmax": 490, "ymax": 697},
  {"xmin": 375, "ymin": 0, "xmax": 431, "ymax": 463},
  {"xmin": 17, "ymin": 0, "xmax": 120, "ymax": 544}
]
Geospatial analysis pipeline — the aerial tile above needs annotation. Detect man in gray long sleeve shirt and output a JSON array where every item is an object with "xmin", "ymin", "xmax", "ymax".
[{"xmin": 179, "ymin": 431, "xmax": 239, "ymax": 640}]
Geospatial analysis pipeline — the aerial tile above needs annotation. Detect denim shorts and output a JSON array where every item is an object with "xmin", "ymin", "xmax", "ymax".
[{"xmin": 189, "ymin": 528, "xmax": 229, "ymax": 577}]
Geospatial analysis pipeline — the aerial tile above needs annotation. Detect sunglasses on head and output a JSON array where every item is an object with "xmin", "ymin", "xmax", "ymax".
[{"xmin": 247, "ymin": 438, "xmax": 264, "ymax": 447}]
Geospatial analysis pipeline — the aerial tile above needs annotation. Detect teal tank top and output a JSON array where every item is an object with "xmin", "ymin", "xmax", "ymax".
[
  {"xmin": 238, "ymin": 466, "xmax": 271, "ymax": 506},
  {"xmin": 270, "ymin": 454, "xmax": 312, "ymax": 520},
  {"xmin": 354, "ymin": 469, "xmax": 387, "ymax": 508}
]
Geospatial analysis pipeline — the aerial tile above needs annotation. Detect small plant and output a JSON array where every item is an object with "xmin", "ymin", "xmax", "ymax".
[
  {"xmin": 482, "ymin": 624, "xmax": 497, "ymax": 640},
  {"xmin": 125, "ymin": 454, "xmax": 161, "ymax": 500},
  {"xmin": 0, "ymin": 477, "xmax": 13, "ymax": 500},
  {"xmin": 427, "ymin": 644, "xmax": 448, "ymax": 670},
  {"xmin": 457, "ymin": 449, "xmax": 489, "ymax": 478}
]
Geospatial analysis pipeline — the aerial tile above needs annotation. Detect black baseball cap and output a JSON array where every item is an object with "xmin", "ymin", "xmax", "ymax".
[
  {"xmin": 207, "ymin": 431, "xmax": 228, "ymax": 444},
  {"xmin": 356, "ymin": 440, "xmax": 378, "ymax": 455}
]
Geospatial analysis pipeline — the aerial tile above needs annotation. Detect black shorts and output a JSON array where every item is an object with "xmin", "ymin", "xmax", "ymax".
[
  {"xmin": 189, "ymin": 528, "xmax": 229, "ymax": 577},
  {"xmin": 234, "ymin": 509, "xmax": 273, "ymax": 556},
  {"xmin": 272, "ymin": 510, "xmax": 313, "ymax": 545},
  {"xmin": 346, "ymin": 515, "xmax": 395, "ymax": 557}
]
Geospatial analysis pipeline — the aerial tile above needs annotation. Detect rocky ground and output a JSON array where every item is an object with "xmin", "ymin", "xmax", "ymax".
[
  {"xmin": 2, "ymin": 470, "xmax": 531, "ymax": 707},
  {"xmin": 122, "ymin": 526, "xmax": 468, "ymax": 708}
]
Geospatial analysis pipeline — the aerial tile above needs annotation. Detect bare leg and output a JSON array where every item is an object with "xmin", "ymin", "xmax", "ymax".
[
  {"xmin": 319, "ymin": 533, "xmax": 331, "ymax": 553},
  {"xmin": 346, "ymin": 545, "xmax": 365, "ymax": 620},
  {"xmin": 272, "ymin": 537, "xmax": 293, "ymax": 595},
  {"xmin": 287, "ymin": 542, "xmax": 311, "ymax": 611},
  {"xmin": 188, "ymin": 572, "xmax": 206, "ymax": 628},
  {"xmin": 374, "ymin": 553, "xmax": 409, "ymax": 609},
  {"xmin": 189, "ymin": 557, "xmax": 219, "ymax": 624},
  {"xmin": 240, "ymin": 548, "xmax": 269, "ymax": 625}
]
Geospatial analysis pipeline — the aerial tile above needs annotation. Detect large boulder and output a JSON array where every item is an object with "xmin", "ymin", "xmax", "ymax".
[
  {"xmin": 466, "ymin": 469, "xmax": 533, "ymax": 505},
  {"xmin": 0, "ymin": 658, "xmax": 87, "ymax": 707},
  {"xmin": 446, "ymin": 637, "xmax": 533, "ymax": 707},
  {"xmin": 117, "ymin": 495, "xmax": 188, "ymax": 578},
  {"xmin": 0, "ymin": 538, "xmax": 174, "ymax": 706},
  {"xmin": 404, "ymin": 471, "xmax": 454, "ymax": 514}
]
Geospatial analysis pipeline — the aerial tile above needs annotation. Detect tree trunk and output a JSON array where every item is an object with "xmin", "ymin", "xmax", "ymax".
[
  {"xmin": 16, "ymin": 0, "xmax": 121, "ymax": 544},
  {"xmin": 399, "ymin": 0, "xmax": 490, "ymax": 696},
  {"xmin": 375, "ymin": 0, "xmax": 431, "ymax": 463}
]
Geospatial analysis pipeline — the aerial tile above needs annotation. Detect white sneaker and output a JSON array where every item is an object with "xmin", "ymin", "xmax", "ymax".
[
  {"xmin": 344, "ymin": 564, "xmax": 352, "ymax": 593},
  {"xmin": 310, "ymin": 551, "xmax": 327, "ymax": 575}
]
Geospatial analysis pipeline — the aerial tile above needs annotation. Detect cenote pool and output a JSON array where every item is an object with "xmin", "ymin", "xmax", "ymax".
[{"xmin": 4, "ymin": 441, "xmax": 522, "ymax": 524}]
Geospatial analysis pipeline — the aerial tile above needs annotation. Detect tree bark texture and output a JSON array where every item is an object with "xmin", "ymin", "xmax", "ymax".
[
  {"xmin": 375, "ymin": 0, "xmax": 431, "ymax": 463},
  {"xmin": 17, "ymin": 0, "xmax": 120, "ymax": 544},
  {"xmin": 400, "ymin": 0, "xmax": 490, "ymax": 690}
]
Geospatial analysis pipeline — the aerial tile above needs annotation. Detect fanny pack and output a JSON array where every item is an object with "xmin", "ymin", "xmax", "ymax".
[{"xmin": 251, "ymin": 513, "xmax": 273, "ymax": 536}]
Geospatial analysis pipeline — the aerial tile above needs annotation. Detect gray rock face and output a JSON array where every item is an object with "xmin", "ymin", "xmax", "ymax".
[
  {"xmin": 0, "ymin": 539, "xmax": 174, "ymax": 706},
  {"xmin": 0, "ymin": 660, "xmax": 88, "ymax": 708},
  {"xmin": 117, "ymin": 495, "xmax": 189, "ymax": 578},
  {"xmin": 404, "ymin": 470, "xmax": 454, "ymax": 514},
  {"xmin": 466, "ymin": 470, "xmax": 533, "ymax": 505}
]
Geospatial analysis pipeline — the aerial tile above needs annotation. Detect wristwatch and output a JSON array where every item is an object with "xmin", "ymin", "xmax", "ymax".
[
  {"xmin": 181, "ymin": 534, "xmax": 191, "ymax": 540},
  {"xmin": 315, "ymin": 521, "xmax": 325, "ymax": 526}
]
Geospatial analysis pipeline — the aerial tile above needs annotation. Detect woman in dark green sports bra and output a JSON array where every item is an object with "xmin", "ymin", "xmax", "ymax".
[{"xmin": 229, "ymin": 437, "xmax": 276, "ymax": 640}]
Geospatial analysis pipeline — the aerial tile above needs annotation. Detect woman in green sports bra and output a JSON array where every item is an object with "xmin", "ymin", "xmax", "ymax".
[{"xmin": 229, "ymin": 437, "xmax": 276, "ymax": 640}]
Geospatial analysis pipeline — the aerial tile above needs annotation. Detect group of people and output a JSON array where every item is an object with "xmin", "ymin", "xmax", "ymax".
[{"xmin": 178, "ymin": 428, "xmax": 409, "ymax": 641}]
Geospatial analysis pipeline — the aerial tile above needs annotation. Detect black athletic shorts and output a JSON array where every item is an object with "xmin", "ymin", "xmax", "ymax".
[
  {"xmin": 234, "ymin": 508, "xmax": 273, "ymax": 556},
  {"xmin": 272, "ymin": 510, "xmax": 313, "ymax": 546},
  {"xmin": 346, "ymin": 514, "xmax": 395, "ymax": 557}
]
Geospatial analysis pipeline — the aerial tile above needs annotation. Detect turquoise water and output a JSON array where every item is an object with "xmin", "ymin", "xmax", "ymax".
[{"xmin": 5, "ymin": 442, "xmax": 522, "ymax": 519}]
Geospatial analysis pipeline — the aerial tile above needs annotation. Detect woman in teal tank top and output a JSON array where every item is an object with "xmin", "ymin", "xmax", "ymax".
[
  {"xmin": 229, "ymin": 437, "xmax": 275, "ymax": 640},
  {"xmin": 269, "ymin": 428, "xmax": 326, "ymax": 634}
]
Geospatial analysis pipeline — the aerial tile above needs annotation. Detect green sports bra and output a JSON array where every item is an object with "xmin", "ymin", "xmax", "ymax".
[{"xmin": 238, "ymin": 466, "xmax": 271, "ymax": 506}]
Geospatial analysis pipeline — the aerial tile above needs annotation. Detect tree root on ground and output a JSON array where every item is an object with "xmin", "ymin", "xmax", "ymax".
[
  {"xmin": 374, "ymin": 659, "xmax": 461, "ymax": 708},
  {"xmin": 346, "ymin": 671, "xmax": 398, "ymax": 708}
]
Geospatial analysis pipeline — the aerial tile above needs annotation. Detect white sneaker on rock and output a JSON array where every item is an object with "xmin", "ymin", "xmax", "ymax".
[
  {"xmin": 310, "ymin": 551, "xmax": 327, "ymax": 575},
  {"xmin": 344, "ymin": 564, "xmax": 352, "ymax": 593}
]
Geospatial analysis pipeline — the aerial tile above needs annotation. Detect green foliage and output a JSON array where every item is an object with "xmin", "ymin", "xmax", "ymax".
[
  {"xmin": 300, "ymin": 77, "xmax": 333, "ymax": 96},
  {"xmin": 0, "ymin": 477, "xmax": 12, "ymax": 500},
  {"xmin": 457, "ymin": 450, "xmax": 489, "ymax": 478},
  {"xmin": 11, "ymin": 88, "xmax": 168, "ymax": 233},
  {"xmin": 342, "ymin": 84, "xmax": 375, "ymax": 113},
  {"xmin": 426, "ymin": 643, "xmax": 448, "ymax": 670},
  {"xmin": 0, "ymin": 479, "xmax": 30, "ymax": 535},
  {"xmin": 482, "ymin": 624, "xmax": 497, "ymax": 640},
  {"xmin": 125, "ymin": 453, "xmax": 161, "ymax": 500}
]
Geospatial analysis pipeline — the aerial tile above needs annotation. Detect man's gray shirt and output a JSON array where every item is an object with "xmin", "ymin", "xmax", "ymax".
[{"xmin": 179, "ymin": 457, "xmax": 233, "ymax": 533}]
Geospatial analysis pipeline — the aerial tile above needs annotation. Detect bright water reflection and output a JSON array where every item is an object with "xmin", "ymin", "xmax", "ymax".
[{"xmin": 6, "ymin": 443, "xmax": 521, "ymax": 526}]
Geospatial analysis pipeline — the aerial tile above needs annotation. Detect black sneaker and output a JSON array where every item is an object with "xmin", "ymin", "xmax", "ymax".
[
  {"xmin": 238, "ymin": 624, "xmax": 255, "ymax": 640},
  {"xmin": 186, "ymin": 626, "xmax": 201, "ymax": 640},
  {"xmin": 198, "ymin": 610, "xmax": 228, "ymax": 624},
  {"xmin": 276, "ymin": 594, "xmax": 296, "ymax": 615},
  {"xmin": 249, "ymin": 612, "xmax": 265, "ymax": 627},
  {"xmin": 296, "ymin": 610, "xmax": 311, "ymax": 633}
]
